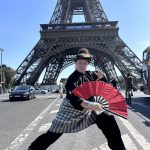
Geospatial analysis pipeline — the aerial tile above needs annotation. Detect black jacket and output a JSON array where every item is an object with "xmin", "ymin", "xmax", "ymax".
[{"xmin": 65, "ymin": 70, "xmax": 107, "ymax": 110}]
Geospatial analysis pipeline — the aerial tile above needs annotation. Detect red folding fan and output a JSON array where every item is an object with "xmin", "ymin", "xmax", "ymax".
[{"xmin": 72, "ymin": 81, "xmax": 128, "ymax": 119}]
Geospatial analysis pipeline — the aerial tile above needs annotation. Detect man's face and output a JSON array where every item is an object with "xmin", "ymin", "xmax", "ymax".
[{"xmin": 75, "ymin": 59, "xmax": 88, "ymax": 73}]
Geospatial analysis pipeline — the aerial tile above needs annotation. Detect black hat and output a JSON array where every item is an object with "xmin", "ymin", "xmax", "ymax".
[{"xmin": 75, "ymin": 48, "xmax": 91, "ymax": 62}]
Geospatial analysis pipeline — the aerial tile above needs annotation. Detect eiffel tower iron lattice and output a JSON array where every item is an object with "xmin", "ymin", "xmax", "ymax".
[{"xmin": 14, "ymin": 0, "xmax": 142, "ymax": 86}]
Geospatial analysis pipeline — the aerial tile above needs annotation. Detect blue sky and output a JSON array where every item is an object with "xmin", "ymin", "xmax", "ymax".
[{"xmin": 0, "ymin": 0, "xmax": 150, "ymax": 83}]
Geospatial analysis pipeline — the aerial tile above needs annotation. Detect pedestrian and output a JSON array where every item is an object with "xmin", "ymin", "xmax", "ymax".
[
  {"xmin": 108, "ymin": 72, "xmax": 118, "ymax": 89},
  {"xmin": 27, "ymin": 48, "xmax": 126, "ymax": 150},
  {"xmin": 59, "ymin": 80, "xmax": 63, "ymax": 98},
  {"xmin": 125, "ymin": 73, "xmax": 133, "ymax": 99}
]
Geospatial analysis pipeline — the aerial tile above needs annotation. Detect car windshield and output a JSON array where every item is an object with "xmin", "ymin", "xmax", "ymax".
[{"xmin": 14, "ymin": 86, "xmax": 29, "ymax": 91}]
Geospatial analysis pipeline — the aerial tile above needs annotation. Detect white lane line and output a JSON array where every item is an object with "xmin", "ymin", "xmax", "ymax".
[
  {"xmin": 122, "ymin": 134, "xmax": 138, "ymax": 150},
  {"xmin": 136, "ymin": 112, "xmax": 150, "ymax": 122},
  {"xmin": 55, "ymin": 104, "xmax": 60, "ymax": 106},
  {"xmin": 98, "ymin": 143, "xmax": 109, "ymax": 150},
  {"xmin": 92, "ymin": 134, "xmax": 138, "ymax": 150},
  {"xmin": 38, "ymin": 123, "xmax": 52, "ymax": 132},
  {"xmin": 50, "ymin": 110, "xmax": 59, "ymax": 114},
  {"xmin": 119, "ymin": 118, "xmax": 150, "ymax": 150},
  {"xmin": 4, "ymin": 98, "xmax": 59, "ymax": 150},
  {"xmin": 91, "ymin": 148, "xmax": 99, "ymax": 150}
]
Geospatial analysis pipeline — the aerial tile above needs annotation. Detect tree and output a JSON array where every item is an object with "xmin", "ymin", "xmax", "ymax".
[{"xmin": 0, "ymin": 65, "xmax": 15, "ymax": 89}]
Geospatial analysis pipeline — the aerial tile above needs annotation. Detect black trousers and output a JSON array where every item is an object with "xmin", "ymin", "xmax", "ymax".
[
  {"xmin": 28, "ymin": 112, "xmax": 126, "ymax": 150},
  {"xmin": 95, "ymin": 112, "xmax": 126, "ymax": 150}
]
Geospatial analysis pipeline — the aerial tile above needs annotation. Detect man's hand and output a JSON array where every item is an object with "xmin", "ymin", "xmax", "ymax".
[
  {"xmin": 94, "ymin": 70, "xmax": 104, "ymax": 80},
  {"xmin": 90, "ymin": 102, "xmax": 103, "ymax": 111},
  {"xmin": 81, "ymin": 101, "xmax": 103, "ymax": 112}
]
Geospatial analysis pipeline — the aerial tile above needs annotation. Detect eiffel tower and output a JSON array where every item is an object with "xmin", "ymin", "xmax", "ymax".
[{"xmin": 14, "ymin": 0, "xmax": 142, "ymax": 86}]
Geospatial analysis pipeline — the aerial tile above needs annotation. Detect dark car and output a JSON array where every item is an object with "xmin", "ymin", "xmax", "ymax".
[
  {"xmin": 52, "ymin": 89, "xmax": 59, "ymax": 93},
  {"xmin": 9, "ymin": 85, "xmax": 36, "ymax": 101}
]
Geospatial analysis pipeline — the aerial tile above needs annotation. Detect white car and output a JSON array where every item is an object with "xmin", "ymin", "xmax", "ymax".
[{"xmin": 35, "ymin": 89, "xmax": 47, "ymax": 94}]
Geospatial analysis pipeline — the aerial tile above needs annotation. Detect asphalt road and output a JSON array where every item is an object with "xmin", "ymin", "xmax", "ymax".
[{"xmin": 0, "ymin": 91, "xmax": 150, "ymax": 150}]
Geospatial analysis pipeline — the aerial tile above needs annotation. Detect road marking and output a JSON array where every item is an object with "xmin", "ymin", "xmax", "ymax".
[
  {"xmin": 50, "ymin": 110, "xmax": 59, "ymax": 114},
  {"xmin": 55, "ymin": 104, "xmax": 60, "ymax": 106},
  {"xmin": 135, "ymin": 112, "xmax": 150, "ymax": 122},
  {"xmin": 122, "ymin": 134, "xmax": 138, "ymax": 150},
  {"xmin": 91, "ymin": 147, "xmax": 99, "ymax": 150},
  {"xmin": 119, "ymin": 118, "xmax": 150, "ymax": 150},
  {"xmin": 4, "ymin": 97, "xmax": 59, "ymax": 150},
  {"xmin": 98, "ymin": 143, "xmax": 109, "ymax": 150},
  {"xmin": 38, "ymin": 123, "xmax": 52, "ymax": 132},
  {"xmin": 92, "ymin": 134, "xmax": 138, "ymax": 150}
]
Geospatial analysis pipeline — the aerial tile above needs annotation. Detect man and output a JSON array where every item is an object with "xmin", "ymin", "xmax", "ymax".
[
  {"xmin": 108, "ymin": 72, "xmax": 118, "ymax": 89},
  {"xmin": 27, "ymin": 48, "xmax": 126, "ymax": 150},
  {"xmin": 59, "ymin": 80, "xmax": 63, "ymax": 98},
  {"xmin": 125, "ymin": 73, "xmax": 133, "ymax": 101}
]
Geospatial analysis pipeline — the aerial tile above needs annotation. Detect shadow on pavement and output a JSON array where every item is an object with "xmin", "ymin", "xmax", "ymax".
[
  {"xmin": 1, "ymin": 99, "xmax": 11, "ymax": 102},
  {"xmin": 127, "ymin": 97, "xmax": 150, "ymax": 127},
  {"xmin": 1, "ymin": 99, "xmax": 29, "ymax": 102},
  {"xmin": 143, "ymin": 121, "xmax": 150, "ymax": 127}
]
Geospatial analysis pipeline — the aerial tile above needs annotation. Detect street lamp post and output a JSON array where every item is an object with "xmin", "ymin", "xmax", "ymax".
[{"xmin": 0, "ymin": 48, "xmax": 4, "ymax": 94}]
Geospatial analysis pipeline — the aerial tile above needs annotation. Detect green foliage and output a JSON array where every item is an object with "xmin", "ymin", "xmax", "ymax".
[{"xmin": 0, "ymin": 65, "xmax": 15, "ymax": 89}]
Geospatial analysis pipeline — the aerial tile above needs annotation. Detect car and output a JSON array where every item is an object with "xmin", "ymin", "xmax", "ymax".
[
  {"xmin": 35, "ymin": 89, "xmax": 47, "ymax": 94},
  {"xmin": 52, "ymin": 88, "xmax": 66, "ymax": 94},
  {"xmin": 9, "ymin": 85, "xmax": 36, "ymax": 101},
  {"xmin": 52, "ymin": 89, "xmax": 59, "ymax": 93}
]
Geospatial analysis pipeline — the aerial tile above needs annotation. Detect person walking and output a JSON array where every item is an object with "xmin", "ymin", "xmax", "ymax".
[
  {"xmin": 59, "ymin": 80, "xmax": 64, "ymax": 98},
  {"xmin": 125, "ymin": 73, "xmax": 133, "ymax": 104},
  {"xmin": 27, "ymin": 48, "xmax": 126, "ymax": 150},
  {"xmin": 108, "ymin": 72, "xmax": 118, "ymax": 89}
]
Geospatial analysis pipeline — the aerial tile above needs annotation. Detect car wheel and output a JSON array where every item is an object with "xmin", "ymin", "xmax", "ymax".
[
  {"xmin": 9, "ymin": 98, "xmax": 13, "ymax": 101},
  {"xmin": 28, "ymin": 95, "xmax": 31, "ymax": 100},
  {"xmin": 32, "ymin": 94, "xmax": 35, "ymax": 99},
  {"xmin": 41, "ymin": 91, "xmax": 45, "ymax": 94}
]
